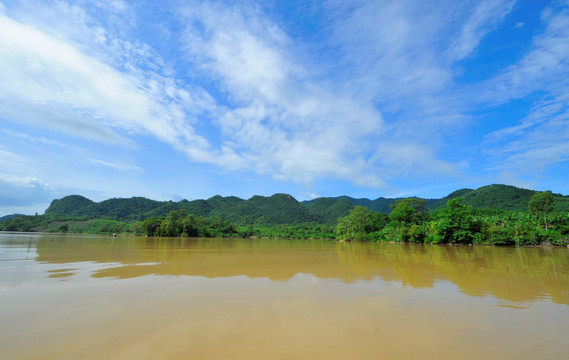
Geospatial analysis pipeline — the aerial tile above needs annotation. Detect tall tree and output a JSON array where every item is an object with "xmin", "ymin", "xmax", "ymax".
[
  {"xmin": 431, "ymin": 198, "xmax": 481, "ymax": 244},
  {"xmin": 389, "ymin": 198, "xmax": 427, "ymax": 224},
  {"xmin": 336, "ymin": 206, "xmax": 376, "ymax": 241},
  {"xmin": 529, "ymin": 191, "xmax": 555, "ymax": 229}
]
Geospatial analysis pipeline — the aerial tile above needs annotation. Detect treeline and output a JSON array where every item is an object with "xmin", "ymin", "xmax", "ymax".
[
  {"xmin": 0, "ymin": 211, "xmax": 241, "ymax": 238},
  {"xmin": 0, "ymin": 214, "xmax": 131, "ymax": 234},
  {"xmin": 0, "ymin": 210, "xmax": 336, "ymax": 240},
  {"xmin": 336, "ymin": 192, "xmax": 569, "ymax": 246},
  {"xmin": 2, "ymin": 186, "xmax": 569, "ymax": 245},
  {"xmin": 134, "ymin": 211, "xmax": 239, "ymax": 237}
]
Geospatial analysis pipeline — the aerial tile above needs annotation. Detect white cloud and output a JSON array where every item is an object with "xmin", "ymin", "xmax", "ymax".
[
  {"xmin": 0, "ymin": 173, "xmax": 54, "ymax": 208},
  {"xmin": 447, "ymin": 0, "xmax": 516, "ymax": 61},
  {"xmin": 479, "ymin": 5, "xmax": 569, "ymax": 103},
  {"xmin": 180, "ymin": 1, "xmax": 385, "ymax": 186},
  {"xmin": 89, "ymin": 158, "xmax": 143, "ymax": 172},
  {"xmin": 2, "ymin": 128, "xmax": 81, "ymax": 149},
  {"xmin": 0, "ymin": 0, "xmax": 522, "ymax": 194},
  {"xmin": 320, "ymin": 0, "xmax": 569, "ymax": 189},
  {"xmin": 0, "ymin": 148, "xmax": 29, "ymax": 169},
  {"xmin": 0, "ymin": 6, "xmax": 216, "ymax": 158},
  {"xmin": 1, "ymin": 0, "xmax": 566, "ymax": 198},
  {"xmin": 94, "ymin": 0, "xmax": 129, "ymax": 14},
  {"xmin": 0, "ymin": 173, "xmax": 50, "ymax": 189},
  {"xmin": 483, "ymin": 4, "xmax": 569, "ymax": 179},
  {"xmin": 486, "ymin": 92, "xmax": 569, "ymax": 173},
  {"xmin": 325, "ymin": 0, "xmax": 454, "ymax": 104},
  {"xmin": 319, "ymin": 0, "xmax": 480, "ymax": 181},
  {"xmin": 371, "ymin": 143, "xmax": 461, "ymax": 179}
]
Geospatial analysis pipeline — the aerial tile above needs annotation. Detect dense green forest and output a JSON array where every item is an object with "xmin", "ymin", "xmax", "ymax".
[
  {"xmin": 1, "ymin": 184, "xmax": 568, "ymax": 246},
  {"xmin": 337, "ymin": 195, "xmax": 569, "ymax": 246}
]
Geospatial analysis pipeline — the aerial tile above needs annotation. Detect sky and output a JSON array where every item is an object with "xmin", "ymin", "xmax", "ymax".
[{"xmin": 1, "ymin": 0, "xmax": 569, "ymax": 216}]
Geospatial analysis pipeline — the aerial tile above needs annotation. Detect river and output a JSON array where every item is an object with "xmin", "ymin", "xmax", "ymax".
[{"xmin": 1, "ymin": 232, "xmax": 568, "ymax": 359}]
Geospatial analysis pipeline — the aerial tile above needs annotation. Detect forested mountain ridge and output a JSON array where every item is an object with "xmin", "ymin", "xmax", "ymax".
[
  {"xmin": 44, "ymin": 193, "xmax": 320, "ymax": 225},
  {"xmin": 0, "ymin": 214, "xmax": 24, "ymax": 222},
  {"xmin": 3, "ymin": 184, "xmax": 569, "ymax": 243},
  {"xmin": 38, "ymin": 184, "xmax": 569, "ymax": 226},
  {"xmin": 303, "ymin": 184, "xmax": 568, "ymax": 212},
  {"xmin": 304, "ymin": 196, "xmax": 440, "ymax": 213},
  {"xmin": 431, "ymin": 185, "xmax": 538, "ymax": 211}
]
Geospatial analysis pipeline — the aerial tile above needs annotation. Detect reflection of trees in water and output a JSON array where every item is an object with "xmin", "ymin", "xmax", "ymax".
[
  {"xmin": 33, "ymin": 235, "xmax": 569, "ymax": 304},
  {"xmin": 336, "ymin": 242, "xmax": 569, "ymax": 304}
]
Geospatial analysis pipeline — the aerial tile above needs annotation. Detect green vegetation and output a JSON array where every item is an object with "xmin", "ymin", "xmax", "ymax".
[
  {"xmin": 135, "ymin": 211, "xmax": 239, "ymax": 237},
  {"xmin": 335, "ymin": 193, "xmax": 569, "ymax": 246},
  {"xmin": 2, "ymin": 185, "xmax": 569, "ymax": 246},
  {"xmin": 336, "ymin": 206, "xmax": 388, "ymax": 241},
  {"xmin": 529, "ymin": 190, "xmax": 555, "ymax": 229}
]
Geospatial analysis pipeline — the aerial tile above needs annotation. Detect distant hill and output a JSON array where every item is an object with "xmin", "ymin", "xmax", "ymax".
[
  {"xmin": 430, "ymin": 184, "xmax": 568, "ymax": 212},
  {"xmin": 45, "ymin": 195, "xmax": 161, "ymax": 220},
  {"xmin": 45, "ymin": 195, "xmax": 95, "ymax": 217},
  {"xmin": 434, "ymin": 185, "xmax": 534, "ymax": 211},
  {"xmin": 305, "ymin": 184, "xmax": 568, "ymax": 215},
  {"xmin": 306, "ymin": 197, "xmax": 354, "ymax": 225},
  {"xmin": 45, "ymin": 193, "xmax": 322, "ymax": 225},
  {"xmin": 312, "ymin": 196, "xmax": 441, "ymax": 213},
  {"xmin": 0, "ymin": 214, "xmax": 24, "ymax": 222},
  {"xmin": 335, "ymin": 196, "xmax": 395, "ymax": 213},
  {"xmin": 43, "ymin": 184, "xmax": 569, "ymax": 226}
]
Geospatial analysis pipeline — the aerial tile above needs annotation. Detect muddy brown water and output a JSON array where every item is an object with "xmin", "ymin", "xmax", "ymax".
[{"xmin": 1, "ymin": 233, "xmax": 568, "ymax": 359}]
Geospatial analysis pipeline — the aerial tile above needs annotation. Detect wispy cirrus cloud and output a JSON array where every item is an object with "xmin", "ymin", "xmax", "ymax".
[
  {"xmin": 480, "ymin": 4, "xmax": 569, "ymax": 104},
  {"xmin": 2, "ymin": 128, "xmax": 79, "ymax": 149},
  {"xmin": 322, "ymin": 0, "xmax": 567, "ymax": 191},
  {"xmin": 319, "ymin": 0, "xmax": 512, "ymax": 182},
  {"xmin": 484, "ymin": 3, "xmax": 569, "ymax": 180},
  {"xmin": 0, "ymin": 3, "xmax": 215, "ymax": 157},
  {"xmin": 1, "ymin": 0, "xmax": 568, "ymax": 203},
  {"xmin": 88, "ymin": 158, "xmax": 143, "ymax": 172},
  {"xmin": 179, "ymin": 0, "xmax": 385, "ymax": 186},
  {"xmin": 0, "ymin": 0, "xmax": 527, "ymax": 194},
  {"xmin": 447, "ymin": 0, "xmax": 516, "ymax": 61},
  {"xmin": 0, "ymin": 148, "xmax": 29, "ymax": 169},
  {"xmin": 326, "ymin": 0, "xmax": 518, "ymax": 117}
]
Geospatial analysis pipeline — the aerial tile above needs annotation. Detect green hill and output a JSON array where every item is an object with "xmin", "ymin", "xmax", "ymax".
[
  {"xmin": 40, "ymin": 184, "xmax": 569, "ymax": 227},
  {"xmin": 90, "ymin": 197, "xmax": 161, "ymax": 220},
  {"xmin": 246, "ymin": 194, "xmax": 320, "ymax": 224},
  {"xmin": 306, "ymin": 184, "xmax": 569, "ymax": 215},
  {"xmin": 43, "ymin": 193, "xmax": 320, "ymax": 226},
  {"xmin": 0, "ymin": 214, "xmax": 24, "ymax": 222},
  {"xmin": 306, "ymin": 197, "xmax": 354, "ymax": 225},
  {"xmin": 45, "ymin": 195, "xmax": 95, "ymax": 217},
  {"xmin": 461, "ymin": 184, "xmax": 535, "ymax": 211},
  {"xmin": 207, "ymin": 195, "xmax": 246, "ymax": 217},
  {"xmin": 431, "ymin": 184, "xmax": 568, "ymax": 212},
  {"xmin": 328, "ymin": 196, "xmax": 396, "ymax": 213}
]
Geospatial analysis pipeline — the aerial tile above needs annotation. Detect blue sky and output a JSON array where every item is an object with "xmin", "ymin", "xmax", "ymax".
[{"xmin": 1, "ymin": 0, "xmax": 569, "ymax": 216}]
